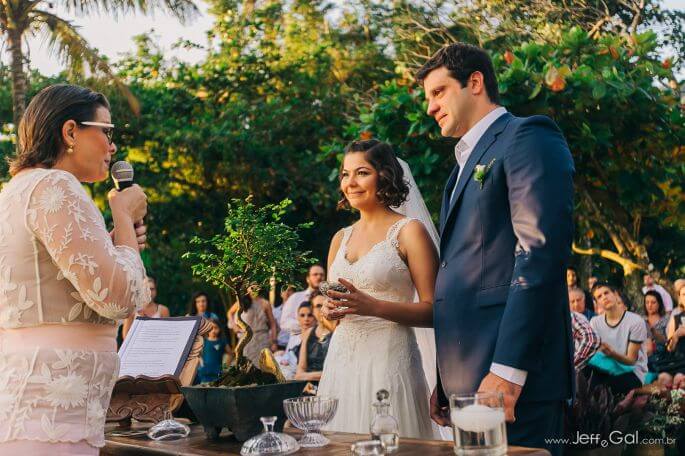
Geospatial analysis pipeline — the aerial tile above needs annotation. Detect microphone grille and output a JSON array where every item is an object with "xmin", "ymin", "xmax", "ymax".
[{"xmin": 111, "ymin": 161, "xmax": 134, "ymax": 182}]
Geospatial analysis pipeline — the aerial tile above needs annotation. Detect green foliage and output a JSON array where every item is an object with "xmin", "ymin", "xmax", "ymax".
[
  {"xmin": 183, "ymin": 197, "xmax": 316, "ymax": 300},
  {"xmin": 640, "ymin": 389, "xmax": 685, "ymax": 441},
  {"xmin": 494, "ymin": 27, "xmax": 684, "ymax": 276},
  {"xmin": 0, "ymin": 68, "xmax": 65, "ymax": 182}
]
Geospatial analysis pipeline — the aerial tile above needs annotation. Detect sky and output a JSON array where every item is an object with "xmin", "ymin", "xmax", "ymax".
[
  {"xmin": 10, "ymin": 0, "xmax": 685, "ymax": 77},
  {"xmin": 21, "ymin": 1, "xmax": 215, "ymax": 76}
]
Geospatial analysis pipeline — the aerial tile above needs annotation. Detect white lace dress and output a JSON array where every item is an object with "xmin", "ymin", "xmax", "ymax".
[
  {"xmin": 317, "ymin": 218, "xmax": 434, "ymax": 439},
  {"xmin": 0, "ymin": 168, "xmax": 150, "ymax": 453}
]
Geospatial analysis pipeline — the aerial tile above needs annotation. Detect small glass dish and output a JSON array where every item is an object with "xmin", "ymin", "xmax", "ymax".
[
  {"xmin": 241, "ymin": 416, "xmax": 299, "ymax": 455},
  {"xmin": 351, "ymin": 440, "xmax": 386, "ymax": 455},
  {"xmin": 318, "ymin": 281, "xmax": 350, "ymax": 311},
  {"xmin": 147, "ymin": 411, "xmax": 190, "ymax": 441},
  {"xmin": 319, "ymin": 281, "xmax": 349, "ymax": 296},
  {"xmin": 283, "ymin": 396, "xmax": 338, "ymax": 447}
]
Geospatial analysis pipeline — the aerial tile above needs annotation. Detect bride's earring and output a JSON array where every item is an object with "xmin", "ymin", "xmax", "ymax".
[{"xmin": 66, "ymin": 144, "xmax": 74, "ymax": 154}]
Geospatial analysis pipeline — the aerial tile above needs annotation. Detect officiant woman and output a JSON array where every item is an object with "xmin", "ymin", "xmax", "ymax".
[{"xmin": 0, "ymin": 84, "xmax": 150, "ymax": 455}]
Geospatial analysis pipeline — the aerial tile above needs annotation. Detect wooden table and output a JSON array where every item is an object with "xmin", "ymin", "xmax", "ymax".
[{"xmin": 103, "ymin": 422, "xmax": 550, "ymax": 455}]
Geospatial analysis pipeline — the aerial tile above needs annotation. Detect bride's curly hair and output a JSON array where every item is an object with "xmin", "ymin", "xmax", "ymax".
[{"xmin": 337, "ymin": 139, "xmax": 409, "ymax": 210}]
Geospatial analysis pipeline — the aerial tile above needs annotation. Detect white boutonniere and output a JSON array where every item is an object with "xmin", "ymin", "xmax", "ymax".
[{"xmin": 473, "ymin": 158, "xmax": 496, "ymax": 189}]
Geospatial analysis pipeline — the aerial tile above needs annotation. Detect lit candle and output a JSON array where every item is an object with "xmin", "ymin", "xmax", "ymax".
[{"xmin": 451, "ymin": 404, "xmax": 505, "ymax": 433}]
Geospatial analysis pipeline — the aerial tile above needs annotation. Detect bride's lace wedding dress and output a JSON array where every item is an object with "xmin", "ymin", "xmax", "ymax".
[{"xmin": 317, "ymin": 218, "xmax": 434, "ymax": 439}]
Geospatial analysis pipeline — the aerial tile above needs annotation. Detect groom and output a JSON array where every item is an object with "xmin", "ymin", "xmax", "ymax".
[{"xmin": 417, "ymin": 44, "xmax": 574, "ymax": 454}]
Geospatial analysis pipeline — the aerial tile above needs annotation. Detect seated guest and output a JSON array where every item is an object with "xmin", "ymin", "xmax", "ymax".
[
  {"xmin": 187, "ymin": 291, "xmax": 220, "ymax": 320},
  {"xmin": 285, "ymin": 302, "xmax": 315, "ymax": 356},
  {"xmin": 197, "ymin": 318, "xmax": 231, "ymax": 383},
  {"xmin": 122, "ymin": 276, "xmax": 171, "ymax": 339},
  {"xmin": 674, "ymin": 278, "xmax": 685, "ymax": 304},
  {"xmin": 571, "ymin": 311, "xmax": 600, "ymax": 371},
  {"xmin": 276, "ymin": 302, "xmax": 314, "ymax": 379},
  {"xmin": 567, "ymin": 266, "xmax": 593, "ymax": 310},
  {"xmin": 280, "ymin": 264, "xmax": 326, "ymax": 342},
  {"xmin": 643, "ymin": 273, "xmax": 674, "ymax": 312},
  {"xmin": 569, "ymin": 287, "xmax": 595, "ymax": 321},
  {"xmin": 659, "ymin": 285, "xmax": 685, "ymax": 388},
  {"xmin": 566, "ymin": 266, "xmax": 580, "ymax": 289},
  {"xmin": 295, "ymin": 292, "xmax": 334, "ymax": 382},
  {"xmin": 670, "ymin": 285, "xmax": 685, "ymax": 329},
  {"xmin": 589, "ymin": 282, "xmax": 648, "ymax": 395},
  {"xmin": 644, "ymin": 290, "xmax": 669, "ymax": 353}
]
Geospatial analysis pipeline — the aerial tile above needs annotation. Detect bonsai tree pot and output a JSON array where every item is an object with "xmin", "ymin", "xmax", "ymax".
[{"xmin": 181, "ymin": 381, "xmax": 308, "ymax": 441}]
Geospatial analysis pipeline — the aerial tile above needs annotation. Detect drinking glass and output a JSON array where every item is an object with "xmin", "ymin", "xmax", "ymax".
[{"xmin": 449, "ymin": 392, "xmax": 507, "ymax": 456}]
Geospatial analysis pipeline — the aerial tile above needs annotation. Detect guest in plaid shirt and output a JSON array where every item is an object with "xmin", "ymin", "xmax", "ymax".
[{"xmin": 571, "ymin": 311, "xmax": 600, "ymax": 370}]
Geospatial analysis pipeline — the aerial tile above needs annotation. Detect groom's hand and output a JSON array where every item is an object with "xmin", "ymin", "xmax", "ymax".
[
  {"xmin": 478, "ymin": 372, "xmax": 522, "ymax": 423},
  {"xmin": 429, "ymin": 387, "xmax": 451, "ymax": 426}
]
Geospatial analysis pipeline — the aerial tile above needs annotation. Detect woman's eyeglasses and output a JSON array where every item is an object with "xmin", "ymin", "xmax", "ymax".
[{"xmin": 79, "ymin": 121, "xmax": 115, "ymax": 145}]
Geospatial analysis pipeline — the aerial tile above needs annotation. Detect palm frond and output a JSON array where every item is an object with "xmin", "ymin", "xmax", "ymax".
[
  {"xmin": 60, "ymin": 0, "xmax": 199, "ymax": 25},
  {"xmin": 32, "ymin": 9, "xmax": 140, "ymax": 115}
]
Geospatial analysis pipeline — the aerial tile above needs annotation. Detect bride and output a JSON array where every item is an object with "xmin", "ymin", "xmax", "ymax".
[{"xmin": 317, "ymin": 139, "xmax": 440, "ymax": 439}]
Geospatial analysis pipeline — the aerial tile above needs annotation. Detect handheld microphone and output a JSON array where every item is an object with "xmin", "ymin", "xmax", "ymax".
[{"xmin": 111, "ymin": 161, "xmax": 134, "ymax": 191}]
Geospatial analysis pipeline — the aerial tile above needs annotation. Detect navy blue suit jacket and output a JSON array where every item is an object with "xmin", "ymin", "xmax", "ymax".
[{"xmin": 434, "ymin": 112, "xmax": 575, "ymax": 404}]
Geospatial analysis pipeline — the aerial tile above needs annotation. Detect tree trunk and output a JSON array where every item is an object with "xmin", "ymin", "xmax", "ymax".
[
  {"xmin": 7, "ymin": 28, "xmax": 27, "ymax": 129},
  {"xmin": 623, "ymin": 270, "xmax": 643, "ymax": 314},
  {"xmin": 578, "ymin": 235, "xmax": 593, "ymax": 290},
  {"xmin": 575, "ymin": 188, "xmax": 651, "ymax": 310}
]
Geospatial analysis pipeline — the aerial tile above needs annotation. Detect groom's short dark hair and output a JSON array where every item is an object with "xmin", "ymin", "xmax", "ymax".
[{"xmin": 416, "ymin": 43, "xmax": 501, "ymax": 105}]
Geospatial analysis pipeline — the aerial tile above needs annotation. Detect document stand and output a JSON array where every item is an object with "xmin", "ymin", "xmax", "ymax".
[{"xmin": 107, "ymin": 317, "xmax": 212, "ymax": 425}]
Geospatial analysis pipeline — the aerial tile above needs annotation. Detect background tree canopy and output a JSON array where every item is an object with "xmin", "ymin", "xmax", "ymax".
[{"xmin": 0, "ymin": 0, "xmax": 682, "ymax": 313}]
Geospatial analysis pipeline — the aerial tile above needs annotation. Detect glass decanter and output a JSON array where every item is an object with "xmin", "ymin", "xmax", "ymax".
[{"xmin": 369, "ymin": 389, "xmax": 399, "ymax": 453}]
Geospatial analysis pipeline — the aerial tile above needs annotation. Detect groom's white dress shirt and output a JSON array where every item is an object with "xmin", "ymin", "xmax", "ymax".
[
  {"xmin": 448, "ymin": 106, "xmax": 528, "ymax": 387},
  {"xmin": 450, "ymin": 106, "xmax": 507, "ymax": 202}
]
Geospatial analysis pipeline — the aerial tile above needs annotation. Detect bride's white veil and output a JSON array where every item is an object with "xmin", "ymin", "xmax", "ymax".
[
  {"xmin": 394, "ymin": 158, "xmax": 451, "ymax": 439},
  {"xmin": 393, "ymin": 158, "xmax": 439, "ymax": 388}
]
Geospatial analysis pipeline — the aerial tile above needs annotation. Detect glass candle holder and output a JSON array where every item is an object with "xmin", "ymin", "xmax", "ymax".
[{"xmin": 449, "ymin": 392, "xmax": 507, "ymax": 456}]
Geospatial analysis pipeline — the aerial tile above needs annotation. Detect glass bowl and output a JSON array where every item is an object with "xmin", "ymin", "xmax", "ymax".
[{"xmin": 282, "ymin": 396, "xmax": 338, "ymax": 447}]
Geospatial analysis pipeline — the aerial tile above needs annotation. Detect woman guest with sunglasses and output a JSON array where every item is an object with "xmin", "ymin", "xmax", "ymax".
[{"xmin": 0, "ymin": 85, "xmax": 150, "ymax": 455}]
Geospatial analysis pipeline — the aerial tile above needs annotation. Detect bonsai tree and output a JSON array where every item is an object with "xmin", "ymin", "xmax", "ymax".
[{"xmin": 183, "ymin": 196, "xmax": 315, "ymax": 384}]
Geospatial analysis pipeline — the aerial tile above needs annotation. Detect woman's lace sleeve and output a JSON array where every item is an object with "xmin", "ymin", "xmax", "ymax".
[{"xmin": 26, "ymin": 171, "xmax": 150, "ymax": 320}]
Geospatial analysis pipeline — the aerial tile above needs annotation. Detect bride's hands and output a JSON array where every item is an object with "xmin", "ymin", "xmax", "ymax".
[{"xmin": 324, "ymin": 278, "xmax": 378, "ymax": 319}]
